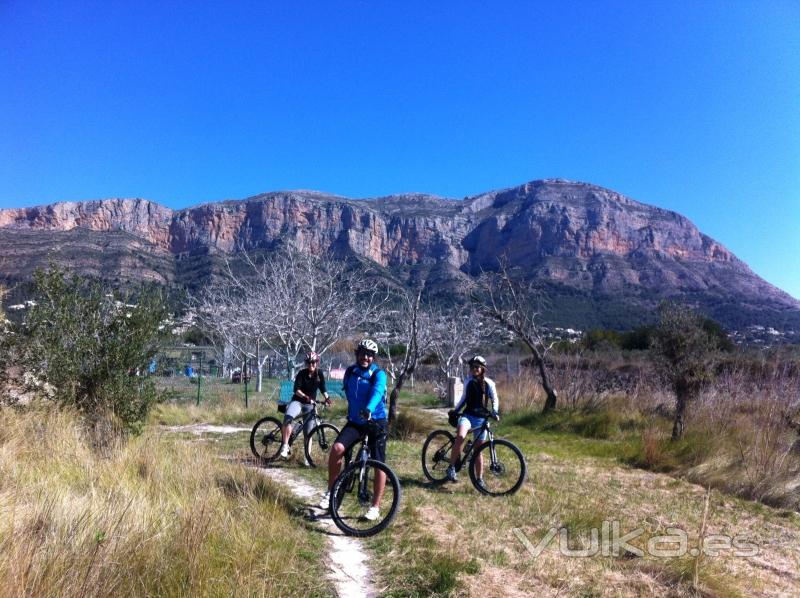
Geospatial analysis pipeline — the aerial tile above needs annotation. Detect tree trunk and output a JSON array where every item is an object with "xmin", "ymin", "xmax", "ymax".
[
  {"xmin": 527, "ymin": 342, "xmax": 558, "ymax": 412},
  {"xmin": 672, "ymin": 392, "xmax": 687, "ymax": 440},
  {"xmin": 284, "ymin": 349, "xmax": 295, "ymax": 380},
  {"xmin": 388, "ymin": 365, "xmax": 415, "ymax": 424},
  {"xmin": 388, "ymin": 378, "xmax": 403, "ymax": 424},
  {"xmin": 255, "ymin": 340, "xmax": 263, "ymax": 393}
]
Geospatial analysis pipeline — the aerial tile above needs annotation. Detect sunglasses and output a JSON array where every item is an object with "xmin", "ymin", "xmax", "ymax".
[
  {"xmin": 357, "ymin": 350, "xmax": 376, "ymax": 358},
  {"xmin": 305, "ymin": 359, "xmax": 319, "ymax": 364}
]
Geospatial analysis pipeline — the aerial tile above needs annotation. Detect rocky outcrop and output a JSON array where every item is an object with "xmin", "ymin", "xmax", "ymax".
[
  {"xmin": 1, "ymin": 179, "xmax": 798, "ymax": 331},
  {"xmin": 0, "ymin": 198, "xmax": 174, "ymax": 248}
]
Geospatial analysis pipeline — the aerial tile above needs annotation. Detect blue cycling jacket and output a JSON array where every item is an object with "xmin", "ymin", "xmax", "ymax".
[{"xmin": 343, "ymin": 362, "xmax": 388, "ymax": 423}]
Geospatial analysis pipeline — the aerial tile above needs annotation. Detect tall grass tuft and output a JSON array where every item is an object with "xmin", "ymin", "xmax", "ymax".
[
  {"xmin": 0, "ymin": 404, "xmax": 328, "ymax": 597},
  {"xmin": 150, "ymin": 392, "xmax": 267, "ymax": 426}
]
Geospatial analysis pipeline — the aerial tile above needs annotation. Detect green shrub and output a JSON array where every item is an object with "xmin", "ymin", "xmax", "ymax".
[
  {"xmin": 14, "ymin": 267, "xmax": 169, "ymax": 436},
  {"xmin": 391, "ymin": 409, "xmax": 437, "ymax": 440}
]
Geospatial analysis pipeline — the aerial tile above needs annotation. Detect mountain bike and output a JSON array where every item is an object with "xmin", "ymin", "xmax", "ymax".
[
  {"xmin": 421, "ymin": 413, "xmax": 527, "ymax": 496},
  {"xmin": 250, "ymin": 400, "xmax": 340, "ymax": 467},
  {"xmin": 328, "ymin": 421, "xmax": 401, "ymax": 537}
]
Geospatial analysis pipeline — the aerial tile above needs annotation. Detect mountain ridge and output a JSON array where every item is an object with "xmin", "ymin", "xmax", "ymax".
[{"xmin": 1, "ymin": 179, "xmax": 797, "ymax": 336}]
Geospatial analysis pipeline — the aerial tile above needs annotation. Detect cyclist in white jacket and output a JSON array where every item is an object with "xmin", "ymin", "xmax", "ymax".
[{"xmin": 447, "ymin": 355, "xmax": 499, "ymax": 489}]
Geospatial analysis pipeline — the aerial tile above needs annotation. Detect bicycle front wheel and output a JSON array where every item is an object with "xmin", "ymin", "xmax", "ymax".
[
  {"xmin": 330, "ymin": 459, "xmax": 401, "ymax": 537},
  {"xmin": 249, "ymin": 416, "xmax": 283, "ymax": 463},
  {"xmin": 304, "ymin": 423, "xmax": 340, "ymax": 468},
  {"xmin": 468, "ymin": 439, "xmax": 527, "ymax": 496},
  {"xmin": 421, "ymin": 429, "xmax": 455, "ymax": 482}
]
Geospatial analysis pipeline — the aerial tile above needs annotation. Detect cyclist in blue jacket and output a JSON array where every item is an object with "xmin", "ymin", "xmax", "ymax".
[{"xmin": 318, "ymin": 339, "xmax": 388, "ymax": 521}]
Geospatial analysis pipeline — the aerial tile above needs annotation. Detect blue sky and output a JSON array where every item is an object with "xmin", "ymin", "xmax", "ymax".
[{"xmin": 1, "ymin": 1, "xmax": 798, "ymax": 298}]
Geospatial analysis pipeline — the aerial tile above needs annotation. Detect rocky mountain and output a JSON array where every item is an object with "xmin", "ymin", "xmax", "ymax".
[{"xmin": 1, "ymin": 179, "xmax": 798, "ymax": 336}]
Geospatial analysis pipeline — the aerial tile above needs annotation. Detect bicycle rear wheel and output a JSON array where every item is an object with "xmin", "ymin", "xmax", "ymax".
[
  {"xmin": 304, "ymin": 423, "xmax": 340, "ymax": 468},
  {"xmin": 330, "ymin": 459, "xmax": 401, "ymax": 537},
  {"xmin": 249, "ymin": 416, "xmax": 283, "ymax": 462},
  {"xmin": 468, "ymin": 439, "xmax": 526, "ymax": 496},
  {"xmin": 421, "ymin": 429, "xmax": 455, "ymax": 482}
]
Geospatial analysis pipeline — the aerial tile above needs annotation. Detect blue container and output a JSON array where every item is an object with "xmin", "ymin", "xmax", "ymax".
[{"xmin": 185, "ymin": 366, "xmax": 194, "ymax": 377}]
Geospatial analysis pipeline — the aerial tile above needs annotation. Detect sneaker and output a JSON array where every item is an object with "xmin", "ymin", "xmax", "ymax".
[
  {"xmin": 475, "ymin": 478, "xmax": 489, "ymax": 493},
  {"xmin": 364, "ymin": 506, "xmax": 381, "ymax": 521},
  {"xmin": 279, "ymin": 444, "xmax": 289, "ymax": 459},
  {"xmin": 446, "ymin": 465, "xmax": 458, "ymax": 482},
  {"xmin": 318, "ymin": 491, "xmax": 331, "ymax": 510},
  {"xmin": 303, "ymin": 456, "xmax": 311, "ymax": 467}
]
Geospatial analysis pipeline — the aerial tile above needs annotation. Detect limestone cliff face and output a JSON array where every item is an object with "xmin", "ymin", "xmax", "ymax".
[
  {"xmin": 462, "ymin": 180, "xmax": 735, "ymax": 266},
  {"xmin": 0, "ymin": 198, "xmax": 174, "ymax": 248},
  {"xmin": 1, "ymin": 179, "xmax": 797, "ymax": 329},
  {"xmin": 160, "ymin": 191, "xmax": 470, "ymax": 269},
  {"xmin": 0, "ymin": 181, "xmax": 739, "ymax": 271}
]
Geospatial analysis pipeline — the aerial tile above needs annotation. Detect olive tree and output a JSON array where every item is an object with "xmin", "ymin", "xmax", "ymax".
[
  {"xmin": 650, "ymin": 301, "xmax": 719, "ymax": 440},
  {"xmin": 14, "ymin": 267, "xmax": 168, "ymax": 438}
]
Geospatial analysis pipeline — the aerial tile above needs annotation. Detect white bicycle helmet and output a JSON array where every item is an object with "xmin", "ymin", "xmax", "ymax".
[
  {"xmin": 468, "ymin": 355, "xmax": 487, "ymax": 368},
  {"xmin": 357, "ymin": 339, "xmax": 379, "ymax": 355}
]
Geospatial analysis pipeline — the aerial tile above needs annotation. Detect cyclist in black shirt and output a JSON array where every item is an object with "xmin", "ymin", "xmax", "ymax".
[{"xmin": 279, "ymin": 351, "xmax": 330, "ymax": 459}]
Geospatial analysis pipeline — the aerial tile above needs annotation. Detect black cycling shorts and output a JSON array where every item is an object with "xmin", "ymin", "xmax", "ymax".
[{"xmin": 334, "ymin": 420, "xmax": 388, "ymax": 463}]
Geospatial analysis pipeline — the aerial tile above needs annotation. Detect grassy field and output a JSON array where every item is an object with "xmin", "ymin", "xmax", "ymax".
[
  {"xmin": 180, "ymin": 385, "xmax": 800, "ymax": 597},
  {"xmin": 5, "ymin": 377, "xmax": 800, "ymax": 597}
]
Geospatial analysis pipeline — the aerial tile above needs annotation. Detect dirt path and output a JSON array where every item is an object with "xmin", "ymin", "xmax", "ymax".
[
  {"xmin": 166, "ymin": 424, "xmax": 378, "ymax": 597},
  {"xmin": 257, "ymin": 467, "xmax": 378, "ymax": 598},
  {"xmin": 165, "ymin": 423, "xmax": 252, "ymax": 435}
]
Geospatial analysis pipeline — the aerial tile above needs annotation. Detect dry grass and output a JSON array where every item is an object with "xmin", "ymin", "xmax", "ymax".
[
  {"xmin": 497, "ymin": 354, "xmax": 800, "ymax": 511},
  {"xmin": 0, "ymin": 404, "xmax": 329, "ymax": 597},
  {"xmin": 150, "ymin": 392, "xmax": 269, "ymax": 427},
  {"xmin": 631, "ymin": 365, "xmax": 800, "ymax": 511},
  {"xmin": 349, "ymin": 393, "xmax": 800, "ymax": 597}
]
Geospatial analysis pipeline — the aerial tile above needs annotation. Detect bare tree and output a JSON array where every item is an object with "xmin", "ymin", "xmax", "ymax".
[
  {"xmin": 192, "ymin": 248, "xmax": 389, "ymax": 388},
  {"xmin": 474, "ymin": 261, "xmax": 559, "ymax": 412},
  {"xmin": 192, "ymin": 273, "xmax": 275, "ymax": 390},
  {"xmin": 376, "ymin": 287, "xmax": 432, "ymax": 424},
  {"xmin": 0, "ymin": 282, "xmax": 6, "ymax": 325},
  {"xmin": 427, "ymin": 302, "xmax": 492, "ymax": 387}
]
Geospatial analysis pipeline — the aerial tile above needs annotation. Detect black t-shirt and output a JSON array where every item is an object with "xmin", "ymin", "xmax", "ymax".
[
  {"xmin": 293, "ymin": 368, "xmax": 327, "ymax": 402},
  {"xmin": 460, "ymin": 377, "xmax": 498, "ymax": 417}
]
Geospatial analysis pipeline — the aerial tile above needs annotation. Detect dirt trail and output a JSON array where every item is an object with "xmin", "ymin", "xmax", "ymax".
[
  {"xmin": 166, "ymin": 424, "xmax": 377, "ymax": 597},
  {"xmin": 166, "ymin": 423, "xmax": 251, "ymax": 435},
  {"xmin": 257, "ymin": 467, "xmax": 378, "ymax": 598}
]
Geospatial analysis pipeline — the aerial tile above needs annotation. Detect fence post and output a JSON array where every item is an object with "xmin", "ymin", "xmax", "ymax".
[
  {"xmin": 447, "ymin": 377, "xmax": 463, "ymax": 407},
  {"xmin": 196, "ymin": 353, "xmax": 202, "ymax": 406},
  {"xmin": 244, "ymin": 357, "xmax": 249, "ymax": 408}
]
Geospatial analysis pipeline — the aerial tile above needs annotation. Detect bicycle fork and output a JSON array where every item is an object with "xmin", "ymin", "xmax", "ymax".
[{"xmin": 356, "ymin": 448, "xmax": 371, "ymax": 504}]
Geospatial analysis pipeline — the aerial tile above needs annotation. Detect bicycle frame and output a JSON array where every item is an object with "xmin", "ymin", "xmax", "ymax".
[
  {"xmin": 287, "ymin": 402, "xmax": 323, "ymax": 444},
  {"xmin": 343, "ymin": 427, "xmax": 376, "ymax": 498},
  {"xmin": 454, "ymin": 420, "xmax": 494, "ymax": 471}
]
